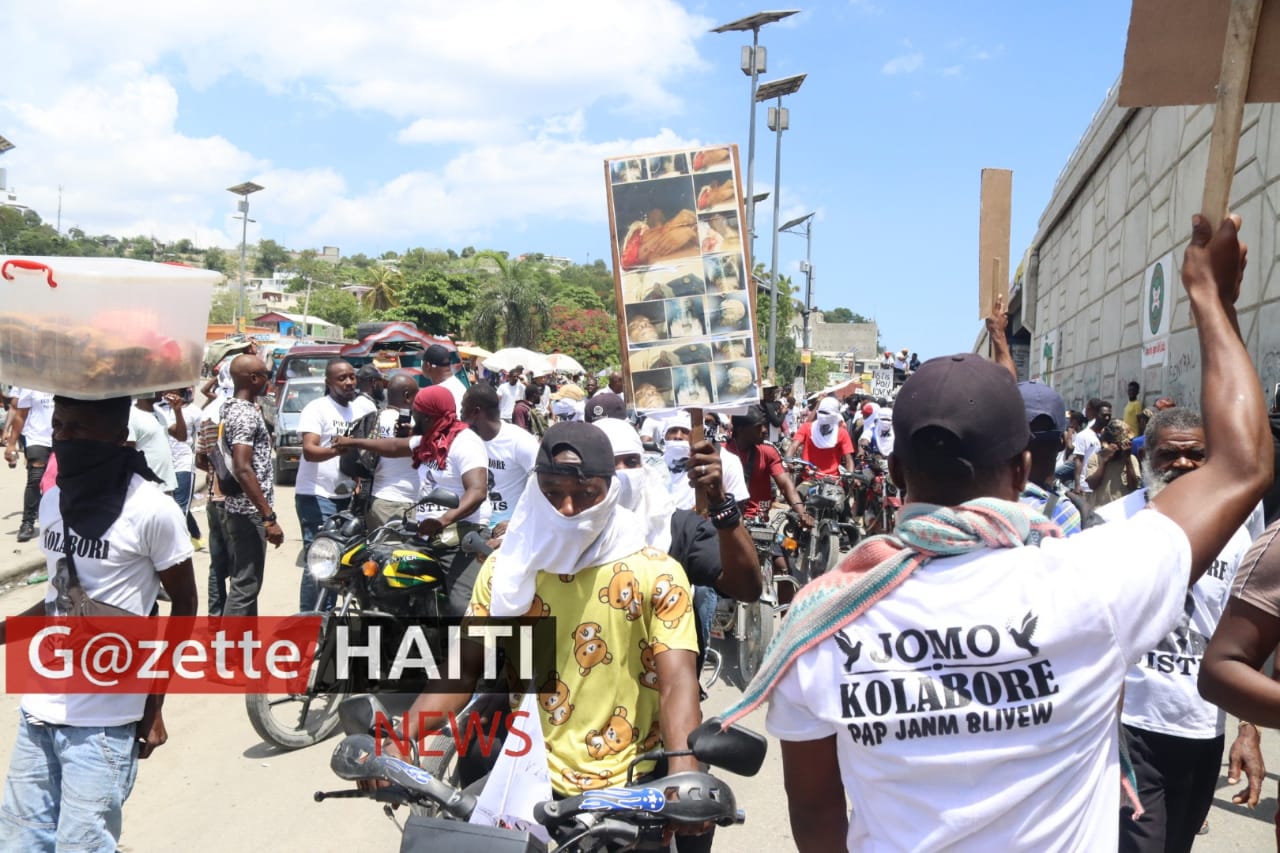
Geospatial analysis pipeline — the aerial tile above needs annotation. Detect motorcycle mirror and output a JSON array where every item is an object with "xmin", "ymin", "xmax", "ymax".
[
  {"xmin": 461, "ymin": 530, "xmax": 494, "ymax": 560},
  {"xmin": 330, "ymin": 734, "xmax": 381, "ymax": 781},
  {"xmin": 337, "ymin": 695, "xmax": 388, "ymax": 736},
  {"xmin": 687, "ymin": 717, "xmax": 768, "ymax": 777},
  {"xmin": 419, "ymin": 488, "xmax": 460, "ymax": 510}
]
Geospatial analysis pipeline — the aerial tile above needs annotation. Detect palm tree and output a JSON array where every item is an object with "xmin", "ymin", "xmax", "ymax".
[
  {"xmin": 362, "ymin": 265, "xmax": 403, "ymax": 312},
  {"xmin": 468, "ymin": 251, "xmax": 552, "ymax": 348}
]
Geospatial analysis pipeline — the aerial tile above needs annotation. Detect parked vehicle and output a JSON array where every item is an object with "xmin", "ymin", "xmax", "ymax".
[
  {"xmin": 245, "ymin": 488, "xmax": 475, "ymax": 750},
  {"xmin": 316, "ymin": 705, "xmax": 767, "ymax": 853},
  {"xmin": 272, "ymin": 376, "xmax": 326, "ymax": 485}
]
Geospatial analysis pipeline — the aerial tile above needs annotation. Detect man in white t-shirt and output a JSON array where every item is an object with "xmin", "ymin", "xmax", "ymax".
[
  {"xmin": 659, "ymin": 413, "xmax": 748, "ymax": 510},
  {"xmin": 364, "ymin": 373, "xmax": 422, "ymax": 528},
  {"xmin": 496, "ymin": 368, "xmax": 525, "ymax": 422},
  {"xmin": 725, "ymin": 216, "xmax": 1273, "ymax": 852},
  {"xmin": 423, "ymin": 344, "xmax": 467, "ymax": 416},
  {"xmin": 128, "ymin": 398, "xmax": 178, "ymax": 495},
  {"xmin": 1098, "ymin": 406, "xmax": 1266, "ymax": 852},
  {"xmin": 4, "ymin": 387, "xmax": 55, "ymax": 542},
  {"xmin": 0, "ymin": 395, "xmax": 198, "ymax": 852},
  {"xmin": 155, "ymin": 389, "xmax": 204, "ymax": 547},
  {"xmin": 1071, "ymin": 398, "xmax": 1108, "ymax": 497},
  {"xmin": 295, "ymin": 358, "xmax": 377, "ymax": 610},
  {"xmin": 460, "ymin": 383, "xmax": 539, "ymax": 538}
]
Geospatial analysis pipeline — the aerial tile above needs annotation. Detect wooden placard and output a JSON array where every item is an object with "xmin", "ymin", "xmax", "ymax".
[
  {"xmin": 1118, "ymin": 0, "xmax": 1280, "ymax": 106},
  {"xmin": 602, "ymin": 145, "xmax": 762, "ymax": 414},
  {"xmin": 978, "ymin": 169, "xmax": 1013, "ymax": 325}
]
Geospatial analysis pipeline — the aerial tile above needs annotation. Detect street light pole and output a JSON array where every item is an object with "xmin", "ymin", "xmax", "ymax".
[
  {"xmin": 227, "ymin": 182, "xmax": 264, "ymax": 332},
  {"xmin": 781, "ymin": 212, "xmax": 815, "ymax": 387}
]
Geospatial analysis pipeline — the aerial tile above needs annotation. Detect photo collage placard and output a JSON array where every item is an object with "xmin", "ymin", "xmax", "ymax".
[{"xmin": 604, "ymin": 145, "xmax": 761, "ymax": 412}]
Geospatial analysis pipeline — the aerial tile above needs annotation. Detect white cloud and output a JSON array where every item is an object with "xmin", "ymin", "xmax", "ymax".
[
  {"xmin": 942, "ymin": 65, "xmax": 964, "ymax": 77},
  {"xmin": 0, "ymin": 0, "xmax": 715, "ymax": 249},
  {"xmin": 882, "ymin": 52, "xmax": 924, "ymax": 75}
]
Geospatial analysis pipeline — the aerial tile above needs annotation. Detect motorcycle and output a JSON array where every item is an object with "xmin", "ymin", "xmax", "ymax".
[
  {"xmin": 853, "ymin": 454, "xmax": 902, "ymax": 536},
  {"xmin": 704, "ymin": 510, "xmax": 795, "ymax": 689},
  {"xmin": 786, "ymin": 459, "xmax": 856, "ymax": 583},
  {"xmin": 315, "ymin": 693, "xmax": 768, "ymax": 853},
  {"xmin": 245, "ymin": 488, "xmax": 480, "ymax": 750}
]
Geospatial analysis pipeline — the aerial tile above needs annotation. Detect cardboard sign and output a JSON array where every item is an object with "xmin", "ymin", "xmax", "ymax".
[
  {"xmin": 1118, "ymin": 0, "xmax": 1280, "ymax": 106},
  {"xmin": 603, "ymin": 145, "xmax": 761, "ymax": 413},
  {"xmin": 870, "ymin": 369, "xmax": 894, "ymax": 399},
  {"xmin": 1141, "ymin": 253, "xmax": 1176, "ymax": 367},
  {"xmin": 978, "ymin": 169, "xmax": 1013, "ymax": 322}
]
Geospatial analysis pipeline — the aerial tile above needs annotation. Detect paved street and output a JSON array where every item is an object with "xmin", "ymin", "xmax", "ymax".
[{"xmin": 0, "ymin": 461, "xmax": 1276, "ymax": 851}]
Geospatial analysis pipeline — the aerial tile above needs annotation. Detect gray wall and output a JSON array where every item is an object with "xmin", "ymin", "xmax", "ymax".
[{"xmin": 1011, "ymin": 84, "xmax": 1280, "ymax": 412}]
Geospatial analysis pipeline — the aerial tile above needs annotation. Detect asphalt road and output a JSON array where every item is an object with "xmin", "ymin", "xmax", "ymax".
[{"xmin": 0, "ymin": 462, "xmax": 1276, "ymax": 851}]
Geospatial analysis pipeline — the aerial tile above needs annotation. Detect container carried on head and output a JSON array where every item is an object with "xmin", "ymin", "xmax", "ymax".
[{"xmin": 0, "ymin": 256, "xmax": 221, "ymax": 400}]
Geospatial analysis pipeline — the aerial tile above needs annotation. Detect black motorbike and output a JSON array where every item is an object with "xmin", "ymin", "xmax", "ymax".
[
  {"xmin": 245, "ymin": 488, "xmax": 483, "ymax": 750},
  {"xmin": 786, "ymin": 458, "xmax": 857, "ymax": 583},
  {"xmin": 315, "ymin": 693, "xmax": 768, "ymax": 852}
]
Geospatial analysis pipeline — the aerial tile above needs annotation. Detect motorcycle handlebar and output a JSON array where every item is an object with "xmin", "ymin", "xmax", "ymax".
[
  {"xmin": 329, "ymin": 734, "xmax": 476, "ymax": 820},
  {"xmin": 461, "ymin": 530, "xmax": 494, "ymax": 559}
]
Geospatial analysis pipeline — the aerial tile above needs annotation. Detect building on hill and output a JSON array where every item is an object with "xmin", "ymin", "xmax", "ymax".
[
  {"xmin": 252, "ymin": 311, "xmax": 344, "ymax": 340},
  {"xmin": 789, "ymin": 310, "xmax": 879, "ymax": 375},
  {"xmin": 979, "ymin": 79, "xmax": 1280, "ymax": 411}
]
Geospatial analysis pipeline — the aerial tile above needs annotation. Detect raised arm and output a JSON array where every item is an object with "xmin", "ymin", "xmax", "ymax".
[{"xmin": 1151, "ymin": 215, "xmax": 1273, "ymax": 580}]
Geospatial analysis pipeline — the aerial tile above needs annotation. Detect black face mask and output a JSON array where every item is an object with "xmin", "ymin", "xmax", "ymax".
[{"xmin": 54, "ymin": 440, "xmax": 163, "ymax": 540}]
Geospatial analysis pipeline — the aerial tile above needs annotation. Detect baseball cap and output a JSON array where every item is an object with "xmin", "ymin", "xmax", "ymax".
[
  {"xmin": 535, "ymin": 422, "xmax": 616, "ymax": 481},
  {"xmin": 585, "ymin": 392, "xmax": 626, "ymax": 422},
  {"xmin": 730, "ymin": 404, "xmax": 768, "ymax": 428},
  {"xmin": 423, "ymin": 344, "xmax": 452, "ymax": 367},
  {"xmin": 1017, "ymin": 380, "xmax": 1066, "ymax": 432},
  {"xmin": 355, "ymin": 364, "xmax": 382, "ymax": 383},
  {"xmin": 892, "ymin": 354, "xmax": 1030, "ymax": 469}
]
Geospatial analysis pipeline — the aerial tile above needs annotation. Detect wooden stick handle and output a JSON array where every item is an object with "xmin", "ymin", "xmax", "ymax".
[
  {"xmin": 689, "ymin": 407, "xmax": 706, "ymax": 515},
  {"xmin": 1201, "ymin": 0, "xmax": 1264, "ymax": 225}
]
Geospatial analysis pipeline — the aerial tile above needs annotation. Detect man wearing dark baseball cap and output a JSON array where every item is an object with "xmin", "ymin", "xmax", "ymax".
[
  {"xmin": 584, "ymin": 391, "xmax": 626, "ymax": 423},
  {"xmin": 396, "ymin": 420, "xmax": 709, "ymax": 841},
  {"xmin": 722, "ymin": 215, "xmax": 1273, "ymax": 851},
  {"xmin": 423, "ymin": 343, "xmax": 467, "ymax": 416},
  {"xmin": 1016, "ymin": 379, "xmax": 1083, "ymax": 535}
]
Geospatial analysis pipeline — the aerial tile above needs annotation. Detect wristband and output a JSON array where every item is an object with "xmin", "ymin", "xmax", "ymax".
[
  {"xmin": 710, "ymin": 501, "xmax": 742, "ymax": 530},
  {"xmin": 261, "ymin": 512, "xmax": 278, "ymax": 524}
]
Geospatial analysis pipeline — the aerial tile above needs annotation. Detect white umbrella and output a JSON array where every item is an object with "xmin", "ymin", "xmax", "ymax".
[
  {"xmin": 545, "ymin": 353, "xmax": 585, "ymax": 375},
  {"xmin": 483, "ymin": 347, "xmax": 552, "ymax": 375}
]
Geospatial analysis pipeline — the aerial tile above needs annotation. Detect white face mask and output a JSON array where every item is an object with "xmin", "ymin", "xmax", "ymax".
[
  {"xmin": 663, "ymin": 439, "xmax": 691, "ymax": 473},
  {"xmin": 615, "ymin": 467, "xmax": 647, "ymax": 512}
]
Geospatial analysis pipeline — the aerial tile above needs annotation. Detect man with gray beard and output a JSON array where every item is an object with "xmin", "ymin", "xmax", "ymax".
[{"xmin": 1097, "ymin": 407, "xmax": 1266, "ymax": 853}]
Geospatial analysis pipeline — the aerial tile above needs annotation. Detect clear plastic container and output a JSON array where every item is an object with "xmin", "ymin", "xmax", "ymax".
[{"xmin": 0, "ymin": 256, "xmax": 222, "ymax": 400}]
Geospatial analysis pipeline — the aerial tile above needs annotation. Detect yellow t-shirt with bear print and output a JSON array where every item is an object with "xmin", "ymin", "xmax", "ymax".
[{"xmin": 468, "ymin": 545, "xmax": 698, "ymax": 796}]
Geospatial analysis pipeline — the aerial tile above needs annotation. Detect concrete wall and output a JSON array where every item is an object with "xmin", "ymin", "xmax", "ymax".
[{"xmin": 1015, "ymin": 84, "xmax": 1280, "ymax": 412}]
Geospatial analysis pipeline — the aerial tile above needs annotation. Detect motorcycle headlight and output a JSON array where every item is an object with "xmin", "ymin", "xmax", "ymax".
[{"xmin": 306, "ymin": 537, "xmax": 342, "ymax": 581}]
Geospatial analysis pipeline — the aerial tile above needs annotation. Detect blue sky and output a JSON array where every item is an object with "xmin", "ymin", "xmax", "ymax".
[{"xmin": 1, "ymin": 0, "xmax": 1135, "ymax": 357}]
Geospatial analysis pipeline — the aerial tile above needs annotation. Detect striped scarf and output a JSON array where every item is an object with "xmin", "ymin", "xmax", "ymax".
[{"xmin": 721, "ymin": 496, "xmax": 1146, "ymax": 815}]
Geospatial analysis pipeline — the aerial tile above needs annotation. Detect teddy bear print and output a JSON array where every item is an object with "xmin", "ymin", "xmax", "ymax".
[
  {"xmin": 641, "ymin": 719, "xmax": 662, "ymax": 750},
  {"xmin": 585, "ymin": 705, "xmax": 638, "ymax": 760},
  {"xmin": 572, "ymin": 622, "xmax": 613, "ymax": 676},
  {"xmin": 539, "ymin": 670, "xmax": 574, "ymax": 727},
  {"xmin": 466, "ymin": 602, "xmax": 490, "ymax": 618},
  {"xmin": 637, "ymin": 638, "xmax": 669, "ymax": 689},
  {"xmin": 563, "ymin": 768, "xmax": 613, "ymax": 791},
  {"xmin": 524, "ymin": 594, "xmax": 550, "ymax": 618},
  {"xmin": 598, "ymin": 563, "xmax": 642, "ymax": 621},
  {"xmin": 651, "ymin": 574, "xmax": 692, "ymax": 629}
]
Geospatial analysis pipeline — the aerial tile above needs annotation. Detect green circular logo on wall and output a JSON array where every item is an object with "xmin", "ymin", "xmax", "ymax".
[{"xmin": 1148, "ymin": 262, "xmax": 1165, "ymax": 336}]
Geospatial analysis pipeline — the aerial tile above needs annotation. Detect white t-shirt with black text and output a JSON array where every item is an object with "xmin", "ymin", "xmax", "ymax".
[
  {"xmin": 416, "ymin": 429, "xmax": 492, "ymax": 526},
  {"xmin": 370, "ymin": 408, "xmax": 419, "ymax": 505},
  {"xmin": 1098, "ymin": 488, "xmax": 1259, "ymax": 738},
  {"xmin": 1072, "ymin": 428, "xmax": 1101, "ymax": 493},
  {"xmin": 483, "ymin": 422, "xmax": 539, "ymax": 525},
  {"xmin": 25, "ymin": 475, "xmax": 192, "ymax": 727},
  {"xmin": 294, "ymin": 394, "xmax": 378, "ymax": 498},
  {"xmin": 765, "ymin": 509, "xmax": 1189, "ymax": 852},
  {"xmin": 17, "ymin": 388, "xmax": 54, "ymax": 448}
]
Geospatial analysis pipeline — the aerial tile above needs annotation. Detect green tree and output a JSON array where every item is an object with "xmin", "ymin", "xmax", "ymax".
[
  {"xmin": 128, "ymin": 236, "xmax": 156, "ymax": 261},
  {"xmin": 558, "ymin": 259, "xmax": 617, "ymax": 313},
  {"xmin": 347, "ymin": 253, "xmax": 373, "ymax": 269},
  {"xmin": 806, "ymin": 355, "xmax": 844, "ymax": 393},
  {"xmin": 254, "ymin": 239, "xmax": 291, "ymax": 276},
  {"xmin": 204, "ymin": 247, "xmax": 231, "ymax": 274},
  {"xmin": 539, "ymin": 306, "xmax": 620, "ymax": 375},
  {"xmin": 468, "ymin": 252, "xmax": 553, "ymax": 348},
  {"xmin": 362, "ymin": 265, "xmax": 404, "ymax": 312},
  {"xmin": 207, "ymin": 289, "xmax": 237, "ymax": 324},
  {"xmin": 305, "ymin": 287, "xmax": 365, "ymax": 336},
  {"xmin": 380, "ymin": 268, "xmax": 479, "ymax": 336},
  {"xmin": 551, "ymin": 283, "xmax": 605, "ymax": 312},
  {"xmin": 755, "ymin": 263, "xmax": 799, "ymax": 383}
]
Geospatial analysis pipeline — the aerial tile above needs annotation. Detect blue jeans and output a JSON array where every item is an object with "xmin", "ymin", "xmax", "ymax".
[
  {"xmin": 692, "ymin": 585, "xmax": 718, "ymax": 674},
  {"xmin": 173, "ymin": 470, "xmax": 202, "ymax": 539},
  {"xmin": 0, "ymin": 714, "xmax": 139, "ymax": 852},
  {"xmin": 296, "ymin": 494, "xmax": 348, "ymax": 612}
]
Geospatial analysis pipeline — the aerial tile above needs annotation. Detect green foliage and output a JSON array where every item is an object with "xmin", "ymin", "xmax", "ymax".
[
  {"xmin": 468, "ymin": 252, "xmax": 553, "ymax": 348},
  {"xmin": 557, "ymin": 258, "xmax": 616, "ymax": 313},
  {"xmin": 347, "ymin": 253, "xmax": 373, "ymax": 269},
  {"xmin": 539, "ymin": 306, "xmax": 620, "ymax": 374},
  {"xmin": 755, "ymin": 263, "xmax": 799, "ymax": 383},
  {"xmin": 305, "ymin": 287, "xmax": 365, "ymax": 336},
  {"xmin": 551, "ymin": 283, "xmax": 605, "ymax": 312},
  {"xmin": 254, "ymin": 239, "xmax": 290, "ymax": 276},
  {"xmin": 362, "ymin": 265, "xmax": 404, "ymax": 312},
  {"xmin": 208, "ymin": 289, "xmax": 237, "ymax": 324},
  {"xmin": 380, "ymin": 268, "xmax": 478, "ymax": 336},
  {"xmin": 204, "ymin": 246, "xmax": 231, "ymax": 274},
  {"xmin": 127, "ymin": 236, "xmax": 156, "ymax": 261},
  {"xmin": 806, "ymin": 356, "xmax": 843, "ymax": 393},
  {"xmin": 823, "ymin": 307, "xmax": 862, "ymax": 324}
]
